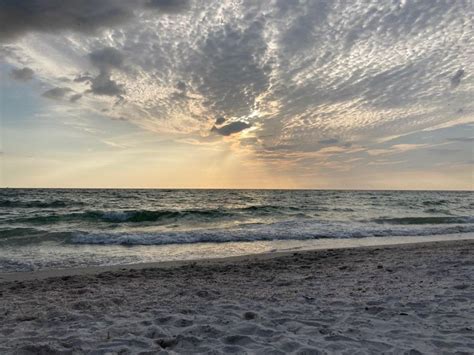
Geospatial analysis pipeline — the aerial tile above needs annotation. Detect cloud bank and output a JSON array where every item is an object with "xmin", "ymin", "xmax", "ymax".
[{"xmin": 0, "ymin": 0, "xmax": 190, "ymax": 41}]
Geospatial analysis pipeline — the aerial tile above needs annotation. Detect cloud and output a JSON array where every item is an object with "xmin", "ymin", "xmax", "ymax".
[
  {"xmin": 0, "ymin": 0, "xmax": 132, "ymax": 41},
  {"xmin": 176, "ymin": 81, "xmax": 187, "ymax": 92},
  {"xmin": 0, "ymin": 0, "xmax": 190, "ymax": 42},
  {"xmin": 146, "ymin": 0, "xmax": 190, "ymax": 13},
  {"xmin": 211, "ymin": 121, "xmax": 251, "ymax": 136},
  {"xmin": 74, "ymin": 74, "xmax": 94, "ymax": 83},
  {"xmin": 88, "ymin": 72, "xmax": 125, "ymax": 96},
  {"xmin": 89, "ymin": 47, "xmax": 124, "ymax": 71},
  {"xmin": 2, "ymin": 0, "xmax": 472, "ymax": 175},
  {"xmin": 191, "ymin": 19, "xmax": 272, "ymax": 119},
  {"xmin": 447, "ymin": 137, "xmax": 473, "ymax": 143},
  {"xmin": 69, "ymin": 94, "xmax": 83, "ymax": 103},
  {"xmin": 84, "ymin": 47, "xmax": 126, "ymax": 97},
  {"xmin": 10, "ymin": 67, "xmax": 34, "ymax": 81},
  {"xmin": 319, "ymin": 138, "xmax": 339, "ymax": 145},
  {"xmin": 451, "ymin": 69, "xmax": 465, "ymax": 88},
  {"xmin": 367, "ymin": 144, "xmax": 428, "ymax": 156},
  {"xmin": 41, "ymin": 87, "xmax": 72, "ymax": 100},
  {"xmin": 215, "ymin": 117, "xmax": 226, "ymax": 125}
]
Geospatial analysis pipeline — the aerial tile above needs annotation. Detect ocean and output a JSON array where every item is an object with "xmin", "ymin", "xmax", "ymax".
[{"xmin": 1, "ymin": 189, "xmax": 473, "ymax": 272}]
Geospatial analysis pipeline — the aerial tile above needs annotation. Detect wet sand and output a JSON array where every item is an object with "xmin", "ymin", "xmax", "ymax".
[{"xmin": 1, "ymin": 239, "xmax": 473, "ymax": 354}]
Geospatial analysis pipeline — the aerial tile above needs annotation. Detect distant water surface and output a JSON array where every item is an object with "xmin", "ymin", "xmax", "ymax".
[{"xmin": 0, "ymin": 189, "xmax": 472, "ymax": 272}]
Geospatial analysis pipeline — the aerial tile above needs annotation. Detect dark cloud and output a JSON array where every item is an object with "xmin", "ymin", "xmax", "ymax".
[
  {"xmin": 170, "ymin": 81, "xmax": 187, "ymax": 99},
  {"xmin": 0, "ymin": 0, "xmax": 131, "ymax": 41},
  {"xmin": 41, "ymin": 87, "xmax": 72, "ymax": 100},
  {"xmin": 88, "ymin": 72, "xmax": 124, "ymax": 96},
  {"xmin": 265, "ymin": 144, "xmax": 296, "ymax": 152},
  {"xmin": 42, "ymin": 87, "xmax": 84, "ymax": 102},
  {"xmin": 191, "ymin": 20, "xmax": 271, "ymax": 119},
  {"xmin": 69, "ymin": 93, "xmax": 83, "ymax": 103},
  {"xmin": 215, "ymin": 116, "xmax": 226, "ymax": 125},
  {"xmin": 176, "ymin": 81, "xmax": 187, "ymax": 91},
  {"xmin": 451, "ymin": 69, "xmax": 465, "ymax": 88},
  {"xmin": 211, "ymin": 121, "xmax": 251, "ymax": 136},
  {"xmin": 278, "ymin": 0, "xmax": 330, "ymax": 54},
  {"xmin": 319, "ymin": 138, "xmax": 339, "ymax": 145},
  {"xmin": 89, "ymin": 47, "xmax": 124, "ymax": 71},
  {"xmin": 146, "ymin": 0, "xmax": 190, "ymax": 13},
  {"xmin": 10, "ymin": 67, "xmax": 34, "ymax": 81},
  {"xmin": 85, "ymin": 47, "xmax": 125, "ymax": 97},
  {"xmin": 0, "ymin": 0, "xmax": 190, "ymax": 41},
  {"xmin": 74, "ymin": 74, "xmax": 94, "ymax": 83}
]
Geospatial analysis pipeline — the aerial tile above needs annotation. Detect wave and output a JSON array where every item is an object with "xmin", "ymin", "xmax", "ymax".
[
  {"xmin": 373, "ymin": 216, "xmax": 474, "ymax": 225},
  {"xmin": 12, "ymin": 209, "xmax": 232, "ymax": 224},
  {"xmin": 331, "ymin": 208, "xmax": 355, "ymax": 212},
  {"xmin": 2, "ymin": 217, "xmax": 474, "ymax": 246},
  {"xmin": 8, "ymin": 206, "xmax": 474, "ymax": 230},
  {"xmin": 12, "ymin": 205, "xmax": 303, "ymax": 224},
  {"xmin": 69, "ymin": 220, "xmax": 474, "ymax": 246},
  {"xmin": 422, "ymin": 200, "xmax": 449, "ymax": 206},
  {"xmin": 0, "ymin": 229, "xmax": 70, "ymax": 246},
  {"xmin": 423, "ymin": 208, "xmax": 452, "ymax": 215},
  {"xmin": 0, "ymin": 199, "xmax": 83, "ymax": 208},
  {"xmin": 93, "ymin": 209, "xmax": 234, "ymax": 223},
  {"xmin": 0, "ymin": 227, "xmax": 41, "ymax": 238}
]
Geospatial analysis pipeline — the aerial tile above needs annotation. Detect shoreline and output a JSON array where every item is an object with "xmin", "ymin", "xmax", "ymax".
[
  {"xmin": 1, "ymin": 232, "xmax": 473, "ymax": 283},
  {"xmin": 1, "ymin": 238, "xmax": 472, "ymax": 353}
]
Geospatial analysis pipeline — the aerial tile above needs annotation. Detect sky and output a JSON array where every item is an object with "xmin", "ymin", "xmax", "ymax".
[{"xmin": 0, "ymin": 0, "xmax": 473, "ymax": 189}]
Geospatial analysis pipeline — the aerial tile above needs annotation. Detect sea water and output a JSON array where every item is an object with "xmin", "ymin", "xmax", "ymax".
[{"xmin": 1, "ymin": 189, "xmax": 473, "ymax": 272}]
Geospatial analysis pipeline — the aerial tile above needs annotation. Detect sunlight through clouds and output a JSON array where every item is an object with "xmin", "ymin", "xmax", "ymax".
[{"xmin": 1, "ymin": 0, "xmax": 472, "ymax": 188}]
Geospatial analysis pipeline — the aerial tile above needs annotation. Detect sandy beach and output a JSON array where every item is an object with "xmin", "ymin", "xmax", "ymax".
[
  {"xmin": 2, "ymin": 0, "xmax": 473, "ymax": 353},
  {"xmin": 1, "ymin": 239, "xmax": 473, "ymax": 354}
]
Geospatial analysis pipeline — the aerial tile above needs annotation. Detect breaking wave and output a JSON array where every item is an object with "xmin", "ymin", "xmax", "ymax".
[
  {"xmin": 12, "ymin": 205, "xmax": 305, "ymax": 225},
  {"xmin": 69, "ymin": 220, "xmax": 474, "ymax": 246}
]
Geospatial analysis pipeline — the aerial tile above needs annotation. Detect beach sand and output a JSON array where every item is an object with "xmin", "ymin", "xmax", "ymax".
[{"xmin": 0, "ymin": 239, "xmax": 473, "ymax": 354}]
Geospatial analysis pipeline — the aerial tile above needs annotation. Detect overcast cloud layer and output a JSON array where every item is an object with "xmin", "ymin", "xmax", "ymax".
[{"xmin": 1, "ymin": 0, "xmax": 473, "ymax": 188}]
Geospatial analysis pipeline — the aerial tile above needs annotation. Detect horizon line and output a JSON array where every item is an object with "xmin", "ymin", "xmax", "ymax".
[{"xmin": 1, "ymin": 187, "xmax": 472, "ymax": 192}]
